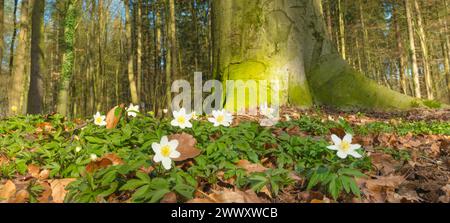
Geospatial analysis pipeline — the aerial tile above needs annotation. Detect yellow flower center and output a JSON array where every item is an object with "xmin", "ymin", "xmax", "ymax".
[
  {"xmin": 177, "ymin": 116, "xmax": 186, "ymax": 124},
  {"xmin": 341, "ymin": 141, "xmax": 350, "ymax": 152},
  {"xmin": 96, "ymin": 117, "xmax": 103, "ymax": 124},
  {"xmin": 217, "ymin": 115, "xmax": 225, "ymax": 123},
  {"xmin": 161, "ymin": 146, "xmax": 171, "ymax": 157}
]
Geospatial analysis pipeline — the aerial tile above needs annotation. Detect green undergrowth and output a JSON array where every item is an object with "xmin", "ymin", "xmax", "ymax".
[{"xmin": 0, "ymin": 113, "xmax": 448, "ymax": 202}]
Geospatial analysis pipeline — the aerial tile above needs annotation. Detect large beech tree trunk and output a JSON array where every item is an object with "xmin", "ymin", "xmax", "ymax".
[{"xmin": 212, "ymin": 0, "xmax": 420, "ymax": 110}]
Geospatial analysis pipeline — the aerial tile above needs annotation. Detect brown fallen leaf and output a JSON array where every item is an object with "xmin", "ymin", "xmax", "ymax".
[
  {"xmin": 0, "ymin": 180, "xmax": 17, "ymax": 202},
  {"xmin": 169, "ymin": 133, "xmax": 201, "ymax": 161},
  {"xmin": 186, "ymin": 198, "xmax": 215, "ymax": 203},
  {"xmin": 9, "ymin": 190, "xmax": 29, "ymax": 203},
  {"xmin": 330, "ymin": 128, "xmax": 346, "ymax": 138},
  {"xmin": 103, "ymin": 153, "xmax": 125, "ymax": 166},
  {"xmin": 438, "ymin": 184, "xmax": 450, "ymax": 203},
  {"xmin": 86, "ymin": 158, "xmax": 113, "ymax": 173},
  {"xmin": 310, "ymin": 197, "xmax": 331, "ymax": 203},
  {"xmin": 36, "ymin": 122, "xmax": 54, "ymax": 134},
  {"xmin": 236, "ymin": 160, "xmax": 267, "ymax": 174},
  {"xmin": 0, "ymin": 154, "xmax": 9, "ymax": 166},
  {"xmin": 360, "ymin": 175, "xmax": 405, "ymax": 203},
  {"xmin": 285, "ymin": 126, "xmax": 307, "ymax": 137},
  {"xmin": 188, "ymin": 189, "xmax": 264, "ymax": 203},
  {"xmin": 38, "ymin": 182, "xmax": 53, "ymax": 203},
  {"xmin": 106, "ymin": 104, "xmax": 125, "ymax": 129},
  {"xmin": 160, "ymin": 192, "xmax": 177, "ymax": 203},
  {"xmin": 370, "ymin": 153, "xmax": 402, "ymax": 175},
  {"xmin": 39, "ymin": 169, "xmax": 50, "ymax": 180},
  {"xmin": 28, "ymin": 164, "xmax": 41, "ymax": 178},
  {"xmin": 49, "ymin": 179, "xmax": 76, "ymax": 203},
  {"xmin": 213, "ymin": 190, "xmax": 264, "ymax": 203}
]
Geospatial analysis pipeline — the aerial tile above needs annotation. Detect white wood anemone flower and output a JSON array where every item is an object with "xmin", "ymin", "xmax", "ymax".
[
  {"xmin": 90, "ymin": 154, "xmax": 98, "ymax": 161},
  {"xmin": 260, "ymin": 103, "xmax": 277, "ymax": 119},
  {"xmin": 171, "ymin": 108, "xmax": 193, "ymax": 129},
  {"xmin": 126, "ymin": 103, "xmax": 140, "ymax": 117},
  {"xmin": 208, "ymin": 109, "xmax": 233, "ymax": 127},
  {"xmin": 152, "ymin": 136, "xmax": 181, "ymax": 170},
  {"xmin": 327, "ymin": 134, "xmax": 363, "ymax": 159},
  {"xmin": 93, "ymin": 112, "xmax": 107, "ymax": 126}
]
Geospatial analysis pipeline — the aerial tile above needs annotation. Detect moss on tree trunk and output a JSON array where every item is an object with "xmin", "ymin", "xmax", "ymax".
[{"xmin": 212, "ymin": 0, "xmax": 425, "ymax": 111}]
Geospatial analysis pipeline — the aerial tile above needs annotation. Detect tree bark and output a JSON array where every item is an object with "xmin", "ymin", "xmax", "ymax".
[
  {"xmin": 27, "ymin": 0, "xmax": 45, "ymax": 114},
  {"xmin": 212, "ymin": 0, "xmax": 421, "ymax": 111},
  {"xmin": 9, "ymin": 0, "xmax": 31, "ymax": 115},
  {"xmin": 124, "ymin": 0, "xmax": 139, "ymax": 104},
  {"xmin": 8, "ymin": 0, "xmax": 19, "ymax": 77},
  {"xmin": 338, "ymin": 0, "xmax": 346, "ymax": 60},
  {"xmin": 56, "ymin": 0, "xmax": 77, "ymax": 116},
  {"xmin": 137, "ymin": 0, "xmax": 143, "ymax": 100},
  {"xmin": 405, "ymin": 0, "xmax": 422, "ymax": 98},
  {"xmin": 0, "ymin": 0, "xmax": 3, "ymax": 78},
  {"xmin": 413, "ymin": 0, "xmax": 434, "ymax": 100},
  {"xmin": 393, "ymin": 4, "xmax": 408, "ymax": 95},
  {"xmin": 167, "ymin": 0, "xmax": 179, "ymax": 79}
]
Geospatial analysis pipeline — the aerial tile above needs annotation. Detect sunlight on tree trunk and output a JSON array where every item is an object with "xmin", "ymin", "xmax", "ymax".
[
  {"xmin": 405, "ymin": 0, "xmax": 422, "ymax": 99},
  {"xmin": 124, "ymin": 0, "xmax": 139, "ymax": 105},
  {"xmin": 213, "ymin": 0, "xmax": 420, "ymax": 111},
  {"xmin": 9, "ymin": 0, "xmax": 30, "ymax": 116}
]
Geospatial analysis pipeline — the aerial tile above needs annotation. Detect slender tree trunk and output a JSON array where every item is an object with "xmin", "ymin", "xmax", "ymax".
[
  {"xmin": 124, "ymin": 0, "xmax": 139, "ymax": 104},
  {"xmin": 154, "ymin": 5, "xmax": 162, "ymax": 112},
  {"xmin": 443, "ymin": 0, "xmax": 450, "ymax": 101},
  {"xmin": 359, "ymin": 0, "xmax": 373, "ymax": 79},
  {"xmin": 0, "ymin": 0, "xmax": 3, "ymax": 78},
  {"xmin": 56, "ymin": 0, "xmax": 77, "ymax": 116},
  {"xmin": 338, "ymin": 0, "xmax": 346, "ymax": 60},
  {"xmin": 413, "ymin": 0, "xmax": 434, "ymax": 100},
  {"xmin": 167, "ymin": 0, "xmax": 179, "ymax": 79},
  {"xmin": 405, "ymin": 0, "xmax": 422, "ymax": 98},
  {"xmin": 9, "ymin": 0, "xmax": 31, "ymax": 115},
  {"xmin": 137, "ymin": 0, "xmax": 143, "ymax": 101},
  {"xmin": 324, "ymin": 0, "xmax": 333, "ymax": 41},
  {"xmin": 393, "ymin": 4, "xmax": 408, "ymax": 95},
  {"xmin": 165, "ymin": 0, "xmax": 173, "ymax": 109},
  {"xmin": 8, "ymin": 0, "xmax": 19, "ymax": 77},
  {"xmin": 27, "ymin": 0, "xmax": 45, "ymax": 114},
  {"xmin": 191, "ymin": 0, "xmax": 200, "ymax": 71}
]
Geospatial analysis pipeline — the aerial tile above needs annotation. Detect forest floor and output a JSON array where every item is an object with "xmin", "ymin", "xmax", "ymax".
[{"xmin": 0, "ymin": 107, "xmax": 449, "ymax": 203}]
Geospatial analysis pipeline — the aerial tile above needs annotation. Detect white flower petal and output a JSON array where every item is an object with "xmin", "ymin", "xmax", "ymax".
[
  {"xmin": 327, "ymin": 145, "xmax": 339, "ymax": 151},
  {"xmin": 336, "ymin": 151, "xmax": 348, "ymax": 159},
  {"xmin": 161, "ymin": 136, "xmax": 169, "ymax": 145},
  {"xmin": 350, "ymin": 144, "xmax": 361, "ymax": 151},
  {"xmin": 348, "ymin": 150, "xmax": 362, "ymax": 158},
  {"xmin": 170, "ymin": 150, "xmax": 181, "ymax": 159},
  {"xmin": 161, "ymin": 158, "xmax": 172, "ymax": 170},
  {"xmin": 343, "ymin": 134, "xmax": 353, "ymax": 144},
  {"xmin": 331, "ymin": 134, "xmax": 342, "ymax": 145},
  {"xmin": 185, "ymin": 121, "xmax": 193, "ymax": 128},
  {"xmin": 171, "ymin": 119, "xmax": 179, "ymax": 127},
  {"xmin": 169, "ymin": 140, "xmax": 179, "ymax": 150},
  {"xmin": 152, "ymin": 142, "xmax": 161, "ymax": 153},
  {"xmin": 153, "ymin": 153, "xmax": 163, "ymax": 163}
]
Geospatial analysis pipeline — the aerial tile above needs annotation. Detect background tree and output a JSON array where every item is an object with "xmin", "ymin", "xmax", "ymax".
[{"xmin": 27, "ymin": 0, "xmax": 45, "ymax": 114}]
